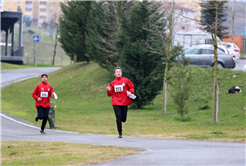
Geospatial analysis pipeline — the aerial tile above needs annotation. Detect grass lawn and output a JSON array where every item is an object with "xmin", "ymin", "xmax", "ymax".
[
  {"xmin": 1, "ymin": 62, "xmax": 245, "ymax": 165},
  {"xmin": 1, "ymin": 62, "xmax": 62, "ymax": 70},
  {"xmin": 1, "ymin": 62, "xmax": 34, "ymax": 70},
  {"xmin": 1, "ymin": 141, "xmax": 137, "ymax": 166}
]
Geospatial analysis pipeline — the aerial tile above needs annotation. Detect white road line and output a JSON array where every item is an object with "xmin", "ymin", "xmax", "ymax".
[
  {"xmin": 0, "ymin": 113, "xmax": 78, "ymax": 134},
  {"xmin": 0, "ymin": 113, "xmax": 40, "ymax": 129}
]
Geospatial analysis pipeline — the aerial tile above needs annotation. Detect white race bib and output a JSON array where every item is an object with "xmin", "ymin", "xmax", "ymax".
[
  {"xmin": 114, "ymin": 85, "xmax": 123, "ymax": 92},
  {"xmin": 41, "ymin": 92, "xmax": 48, "ymax": 98}
]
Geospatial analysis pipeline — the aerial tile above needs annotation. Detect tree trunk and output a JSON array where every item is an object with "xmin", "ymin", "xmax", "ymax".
[
  {"xmin": 162, "ymin": 2, "xmax": 174, "ymax": 115},
  {"xmin": 52, "ymin": 26, "xmax": 59, "ymax": 65},
  {"xmin": 212, "ymin": 1, "xmax": 219, "ymax": 124}
]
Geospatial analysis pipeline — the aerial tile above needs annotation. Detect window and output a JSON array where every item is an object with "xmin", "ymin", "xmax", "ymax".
[
  {"xmin": 9, "ymin": 1, "xmax": 12, "ymax": 5},
  {"xmin": 185, "ymin": 49, "xmax": 201, "ymax": 55},
  {"xmin": 25, "ymin": 8, "xmax": 32, "ymax": 12},
  {"xmin": 40, "ymin": 8, "xmax": 46, "ymax": 12},
  {"xmin": 182, "ymin": 26, "xmax": 185, "ymax": 30},
  {"xmin": 201, "ymin": 49, "xmax": 213, "ymax": 54},
  {"xmin": 26, "ymin": 1, "xmax": 32, "ymax": 4},
  {"xmin": 25, "ymin": 15, "xmax": 32, "ymax": 19},
  {"xmin": 40, "ymin": 1, "xmax": 47, "ymax": 5},
  {"xmin": 40, "ymin": 16, "xmax": 46, "ymax": 20},
  {"xmin": 205, "ymin": 39, "xmax": 213, "ymax": 45},
  {"xmin": 17, "ymin": 2, "xmax": 23, "ymax": 5},
  {"xmin": 218, "ymin": 48, "xmax": 225, "ymax": 53},
  {"xmin": 8, "ymin": 8, "xmax": 12, "ymax": 11}
]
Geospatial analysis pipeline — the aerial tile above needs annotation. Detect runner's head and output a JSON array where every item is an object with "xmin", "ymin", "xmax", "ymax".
[
  {"xmin": 41, "ymin": 74, "xmax": 48, "ymax": 83},
  {"xmin": 114, "ymin": 67, "xmax": 122, "ymax": 78}
]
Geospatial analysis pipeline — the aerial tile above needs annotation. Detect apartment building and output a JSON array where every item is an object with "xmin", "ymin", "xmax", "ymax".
[
  {"xmin": 155, "ymin": 0, "xmax": 202, "ymax": 25},
  {"xmin": 3, "ymin": 0, "xmax": 61, "ymax": 27}
]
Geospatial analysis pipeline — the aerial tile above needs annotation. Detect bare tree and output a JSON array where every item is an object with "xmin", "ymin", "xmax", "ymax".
[
  {"xmin": 227, "ymin": 0, "xmax": 245, "ymax": 36},
  {"xmin": 142, "ymin": 0, "xmax": 191, "ymax": 114},
  {"xmin": 49, "ymin": 12, "xmax": 60, "ymax": 65},
  {"xmin": 227, "ymin": 0, "xmax": 236, "ymax": 36}
]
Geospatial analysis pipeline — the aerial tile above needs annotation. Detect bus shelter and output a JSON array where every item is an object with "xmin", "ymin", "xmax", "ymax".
[{"xmin": 1, "ymin": 11, "xmax": 24, "ymax": 64}]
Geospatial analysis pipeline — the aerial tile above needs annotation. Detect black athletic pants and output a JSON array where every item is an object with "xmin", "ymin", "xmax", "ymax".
[
  {"xmin": 37, "ymin": 107, "xmax": 50, "ymax": 131},
  {"xmin": 113, "ymin": 105, "xmax": 128, "ymax": 135}
]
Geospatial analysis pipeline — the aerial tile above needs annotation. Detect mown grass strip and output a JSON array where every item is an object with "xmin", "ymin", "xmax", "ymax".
[{"xmin": 1, "ymin": 141, "xmax": 137, "ymax": 166}]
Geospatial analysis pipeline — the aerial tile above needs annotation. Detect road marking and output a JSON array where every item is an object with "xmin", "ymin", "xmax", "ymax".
[
  {"xmin": 0, "ymin": 113, "xmax": 40, "ymax": 129},
  {"xmin": 0, "ymin": 113, "xmax": 78, "ymax": 134}
]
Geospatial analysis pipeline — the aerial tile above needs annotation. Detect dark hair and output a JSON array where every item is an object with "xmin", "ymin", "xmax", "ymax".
[{"xmin": 41, "ymin": 74, "xmax": 48, "ymax": 78}]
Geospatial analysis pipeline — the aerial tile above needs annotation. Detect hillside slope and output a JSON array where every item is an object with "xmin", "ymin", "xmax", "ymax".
[{"xmin": 1, "ymin": 62, "xmax": 245, "ymax": 142}]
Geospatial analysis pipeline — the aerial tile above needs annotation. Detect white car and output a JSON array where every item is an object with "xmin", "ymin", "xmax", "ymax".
[
  {"xmin": 185, "ymin": 44, "xmax": 229, "ymax": 54},
  {"xmin": 222, "ymin": 42, "xmax": 240, "ymax": 61},
  {"xmin": 217, "ymin": 45, "xmax": 229, "ymax": 54}
]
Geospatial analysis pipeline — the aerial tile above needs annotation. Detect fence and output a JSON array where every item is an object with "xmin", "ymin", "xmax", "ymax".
[{"xmin": 243, "ymin": 38, "xmax": 246, "ymax": 54}]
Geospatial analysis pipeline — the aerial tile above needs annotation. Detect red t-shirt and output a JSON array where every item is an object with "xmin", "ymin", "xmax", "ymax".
[
  {"xmin": 32, "ymin": 82, "xmax": 54, "ymax": 108},
  {"xmin": 107, "ymin": 76, "xmax": 135, "ymax": 106}
]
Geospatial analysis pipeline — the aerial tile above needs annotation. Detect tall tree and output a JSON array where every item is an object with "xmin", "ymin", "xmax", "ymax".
[
  {"xmin": 200, "ymin": 0, "xmax": 228, "ymax": 39},
  {"xmin": 115, "ymin": 1, "xmax": 166, "ymax": 108},
  {"xmin": 200, "ymin": 1, "xmax": 223, "ymax": 123},
  {"xmin": 17, "ymin": 6, "xmax": 22, "ymax": 12},
  {"xmin": 59, "ymin": 1, "xmax": 92, "ymax": 63},
  {"xmin": 86, "ymin": 1, "xmax": 134, "ymax": 71},
  {"xmin": 23, "ymin": 16, "xmax": 32, "ymax": 27}
]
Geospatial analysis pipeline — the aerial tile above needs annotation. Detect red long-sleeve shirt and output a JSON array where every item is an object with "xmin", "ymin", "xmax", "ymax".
[
  {"xmin": 107, "ymin": 76, "xmax": 135, "ymax": 106},
  {"xmin": 32, "ymin": 82, "xmax": 54, "ymax": 108}
]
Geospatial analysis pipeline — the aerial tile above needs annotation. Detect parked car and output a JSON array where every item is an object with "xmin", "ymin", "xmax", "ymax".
[
  {"xmin": 222, "ymin": 42, "xmax": 240, "ymax": 61},
  {"xmin": 182, "ymin": 45, "xmax": 235, "ymax": 68},
  {"xmin": 218, "ymin": 45, "xmax": 229, "ymax": 54}
]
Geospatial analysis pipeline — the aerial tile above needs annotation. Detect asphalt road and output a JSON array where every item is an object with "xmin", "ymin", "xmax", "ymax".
[
  {"xmin": 1, "ymin": 67, "xmax": 61, "ymax": 88},
  {"xmin": 232, "ymin": 58, "xmax": 246, "ymax": 71},
  {"xmin": 1, "ymin": 111, "xmax": 245, "ymax": 166},
  {"xmin": 1, "ymin": 66, "xmax": 245, "ymax": 166}
]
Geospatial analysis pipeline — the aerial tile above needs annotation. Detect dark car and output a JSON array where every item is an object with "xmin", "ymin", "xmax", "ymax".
[{"xmin": 183, "ymin": 45, "xmax": 235, "ymax": 68}]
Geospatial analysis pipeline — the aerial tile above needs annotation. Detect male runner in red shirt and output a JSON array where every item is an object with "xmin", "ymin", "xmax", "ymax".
[
  {"xmin": 32, "ymin": 74, "xmax": 58, "ymax": 134},
  {"xmin": 106, "ymin": 67, "xmax": 135, "ymax": 138}
]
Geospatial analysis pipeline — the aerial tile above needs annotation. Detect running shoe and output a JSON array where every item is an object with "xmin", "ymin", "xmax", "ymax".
[
  {"xmin": 35, "ymin": 113, "xmax": 38, "ymax": 122},
  {"xmin": 40, "ymin": 130, "xmax": 46, "ymax": 134}
]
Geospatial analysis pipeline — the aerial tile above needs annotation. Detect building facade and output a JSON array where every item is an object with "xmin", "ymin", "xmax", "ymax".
[{"xmin": 3, "ymin": 0, "xmax": 61, "ymax": 27}]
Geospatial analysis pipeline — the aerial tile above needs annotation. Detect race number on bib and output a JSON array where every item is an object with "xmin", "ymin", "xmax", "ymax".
[
  {"xmin": 114, "ymin": 85, "xmax": 123, "ymax": 92},
  {"xmin": 40, "ymin": 92, "xmax": 48, "ymax": 98}
]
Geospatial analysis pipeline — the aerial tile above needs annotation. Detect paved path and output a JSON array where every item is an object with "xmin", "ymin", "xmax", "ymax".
[
  {"xmin": 1, "ymin": 112, "xmax": 245, "ymax": 166},
  {"xmin": 1, "ymin": 67, "xmax": 61, "ymax": 88}
]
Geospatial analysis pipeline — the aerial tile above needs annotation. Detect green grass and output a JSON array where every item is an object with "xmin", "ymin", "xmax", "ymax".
[
  {"xmin": 1, "ymin": 141, "xmax": 137, "ymax": 166},
  {"xmin": 1, "ymin": 62, "xmax": 62, "ymax": 70},
  {"xmin": 1, "ymin": 62, "xmax": 34, "ymax": 70},
  {"xmin": 1, "ymin": 62, "xmax": 246, "ymax": 143}
]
